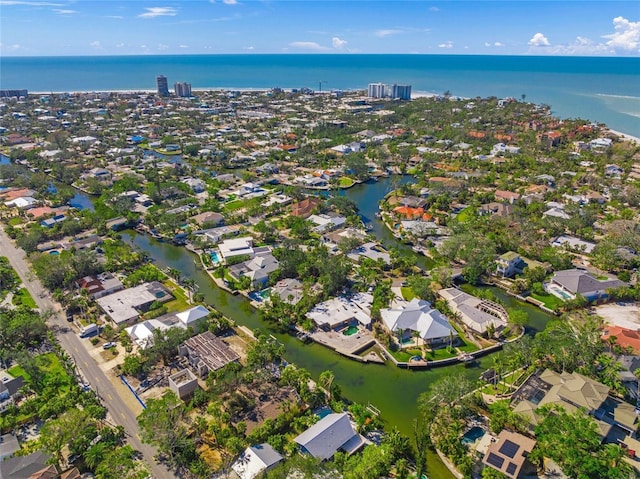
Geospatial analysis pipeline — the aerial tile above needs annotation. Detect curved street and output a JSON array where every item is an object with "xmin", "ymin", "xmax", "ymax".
[{"xmin": 0, "ymin": 227, "xmax": 172, "ymax": 479}]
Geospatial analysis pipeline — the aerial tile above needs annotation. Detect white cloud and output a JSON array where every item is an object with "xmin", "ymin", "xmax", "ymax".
[
  {"xmin": 0, "ymin": 43, "xmax": 23, "ymax": 51},
  {"xmin": 332, "ymin": 36, "xmax": 347, "ymax": 49},
  {"xmin": 157, "ymin": 43, "xmax": 169, "ymax": 50},
  {"xmin": 528, "ymin": 32, "xmax": 550, "ymax": 47},
  {"xmin": 0, "ymin": 1, "xmax": 63, "ymax": 5},
  {"xmin": 90, "ymin": 40, "xmax": 103, "ymax": 49},
  {"xmin": 375, "ymin": 29, "xmax": 403, "ymax": 38},
  {"xmin": 53, "ymin": 8, "xmax": 75, "ymax": 14},
  {"xmin": 289, "ymin": 41, "xmax": 329, "ymax": 52},
  {"xmin": 179, "ymin": 44, "xmax": 189, "ymax": 49},
  {"xmin": 494, "ymin": 42, "xmax": 504, "ymax": 47},
  {"xmin": 138, "ymin": 7, "xmax": 177, "ymax": 18},
  {"xmin": 603, "ymin": 16, "xmax": 640, "ymax": 52},
  {"xmin": 107, "ymin": 15, "xmax": 123, "ymax": 19},
  {"xmin": 115, "ymin": 42, "xmax": 125, "ymax": 48},
  {"xmin": 484, "ymin": 42, "xmax": 491, "ymax": 47},
  {"xmin": 222, "ymin": 0, "xmax": 237, "ymax": 4},
  {"xmin": 438, "ymin": 41, "xmax": 453, "ymax": 49},
  {"xmin": 429, "ymin": 6, "xmax": 439, "ymax": 12},
  {"xmin": 245, "ymin": 46, "xmax": 255, "ymax": 50}
]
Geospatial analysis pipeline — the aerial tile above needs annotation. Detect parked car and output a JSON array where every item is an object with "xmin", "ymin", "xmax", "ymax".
[{"xmin": 102, "ymin": 342, "xmax": 116, "ymax": 350}]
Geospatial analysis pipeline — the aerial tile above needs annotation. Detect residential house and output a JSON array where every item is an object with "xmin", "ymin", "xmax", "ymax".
[
  {"xmin": 291, "ymin": 198, "xmax": 321, "ymax": 218},
  {"xmin": 512, "ymin": 369, "xmax": 639, "ymax": 437},
  {"xmin": 495, "ymin": 190, "xmax": 521, "ymax": 204},
  {"xmin": 439, "ymin": 288, "xmax": 508, "ymax": 336},
  {"xmin": 77, "ymin": 272, "xmax": 124, "ymax": 299},
  {"xmin": 0, "ymin": 376, "xmax": 24, "ymax": 413},
  {"xmin": 125, "ymin": 305, "xmax": 210, "ymax": 349},
  {"xmin": 479, "ymin": 202, "xmax": 514, "ymax": 217},
  {"xmin": 496, "ymin": 252, "xmax": 523, "ymax": 278},
  {"xmin": 602, "ymin": 326, "xmax": 640, "ymax": 355},
  {"xmin": 380, "ymin": 298, "xmax": 458, "ymax": 346},
  {"xmin": 178, "ymin": 331, "xmax": 240, "ymax": 378},
  {"xmin": 181, "ymin": 177, "xmax": 205, "ymax": 193},
  {"xmin": 96, "ymin": 281, "xmax": 173, "ymax": 325},
  {"xmin": 546, "ymin": 269, "xmax": 626, "ymax": 302},
  {"xmin": 40, "ymin": 214, "xmax": 66, "ymax": 228},
  {"xmin": 294, "ymin": 413, "xmax": 365, "ymax": 460},
  {"xmin": 191, "ymin": 211, "xmax": 224, "ymax": 227},
  {"xmin": 347, "ymin": 242, "xmax": 391, "ymax": 265},
  {"xmin": 270, "ymin": 278, "xmax": 304, "ymax": 305},
  {"xmin": 4, "ymin": 196, "xmax": 38, "ymax": 209},
  {"xmin": 551, "ymin": 235, "xmax": 596, "ymax": 254},
  {"xmin": 307, "ymin": 293, "xmax": 373, "ymax": 331},
  {"xmin": 308, "ymin": 213, "xmax": 347, "ymax": 234},
  {"xmin": 228, "ymin": 252, "xmax": 279, "ymax": 289},
  {"xmin": 218, "ymin": 237, "xmax": 254, "ymax": 261},
  {"xmin": 0, "ymin": 433, "xmax": 20, "ymax": 460},
  {"xmin": 482, "ymin": 430, "xmax": 537, "ymax": 479},
  {"xmin": 231, "ymin": 443, "xmax": 283, "ymax": 479}
]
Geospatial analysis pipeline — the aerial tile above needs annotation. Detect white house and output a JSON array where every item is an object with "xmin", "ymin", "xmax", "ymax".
[
  {"xmin": 218, "ymin": 237, "xmax": 254, "ymax": 260},
  {"xmin": 231, "ymin": 444, "xmax": 283, "ymax": 479},
  {"xmin": 294, "ymin": 413, "xmax": 365, "ymax": 460},
  {"xmin": 381, "ymin": 298, "xmax": 457, "ymax": 346},
  {"xmin": 439, "ymin": 288, "xmax": 508, "ymax": 335}
]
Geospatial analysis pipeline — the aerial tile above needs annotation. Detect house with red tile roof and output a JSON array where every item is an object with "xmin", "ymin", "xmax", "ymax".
[
  {"xmin": 495, "ymin": 190, "xmax": 521, "ymax": 204},
  {"xmin": 602, "ymin": 326, "xmax": 640, "ymax": 354}
]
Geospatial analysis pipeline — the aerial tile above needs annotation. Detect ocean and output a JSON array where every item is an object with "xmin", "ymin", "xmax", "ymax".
[{"xmin": 1, "ymin": 54, "xmax": 639, "ymax": 137}]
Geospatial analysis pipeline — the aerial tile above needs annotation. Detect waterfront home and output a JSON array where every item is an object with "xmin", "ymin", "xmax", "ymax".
[
  {"xmin": 294, "ymin": 413, "xmax": 364, "ymax": 460},
  {"xmin": 482, "ymin": 430, "xmax": 537, "ymax": 479},
  {"xmin": 478, "ymin": 202, "xmax": 514, "ymax": 217},
  {"xmin": 178, "ymin": 331, "xmax": 240, "ymax": 378},
  {"xmin": 495, "ymin": 251, "xmax": 548, "ymax": 278},
  {"xmin": 438, "ymin": 288, "xmax": 508, "ymax": 336},
  {"xmin": 270, "ymin": 278, "xmax": 304, "ymax": 305},
  {"xmin": 96, "ymin": 281, "xmax": 173, "ymax": 326},
  {"xmin": 291, "ymin": 198, "xmax": 321, "ymax": 218},
  {"xmin": 228, "ymin": 252, "xmax": 279, "ymax": 290},
  {"xmin": 307, "ymin": 293, "xmax": 373, "ymax": 331},
  {"xmin": 546, "ymin": 269, "xmax": 626, "ymax": 302},
  {"xmin": 4, "ymin": 196, "xmax": 38, "ymax": 209},
  {"xmin": 380, "ymin": 298, "xmax": 457, "ymax": 347},
  {"xmin": 218, "ymin": 237, "xmax": 255, "ymax": 261},
  {"xmin": 231, "ymin": 443, "xmax": 283, "ymax": 479}
]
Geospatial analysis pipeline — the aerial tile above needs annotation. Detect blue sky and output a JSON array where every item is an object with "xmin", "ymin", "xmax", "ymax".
[{"xmin": 1, "ymin": 1, "xmax": 639, "ymax": 56}]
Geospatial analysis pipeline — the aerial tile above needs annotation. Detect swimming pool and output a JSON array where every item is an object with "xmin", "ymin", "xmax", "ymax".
[
  {"xmin": 461, "ymin": 426, "xmax": 486, "ymax": 445},
  {"xmin": 210, "ymin": 251, "xmax": 221, "ymax": 264},
  {"xmin": 343, "ymin": 325, "xmax": 359, "ymax": 336}
]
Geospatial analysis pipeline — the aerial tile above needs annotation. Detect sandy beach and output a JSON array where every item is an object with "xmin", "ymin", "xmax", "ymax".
[{"xmin": 605, "ymin": 128, "xmax": 640, "ymax": 144}]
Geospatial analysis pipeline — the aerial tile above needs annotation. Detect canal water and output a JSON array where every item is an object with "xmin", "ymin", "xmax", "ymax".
[{"xmin": 122, "ymin": 177, "xmax": 555, "ymax": 439}]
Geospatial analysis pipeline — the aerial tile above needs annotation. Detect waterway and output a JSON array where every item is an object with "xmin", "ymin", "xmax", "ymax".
[{"xmin": 121, "ymin": 175, "xmax": 555, "ymax": 479}]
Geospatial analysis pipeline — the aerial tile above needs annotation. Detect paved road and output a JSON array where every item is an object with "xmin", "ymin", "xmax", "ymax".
[{"xmin": 0, "ymin": 228, "xmax": 172, "ymax": 478}]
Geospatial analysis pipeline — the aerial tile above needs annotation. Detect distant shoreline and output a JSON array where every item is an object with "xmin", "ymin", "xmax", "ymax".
[{"xmin": 25, "ymin": 88, "xmax": 638, "ymax": 140}]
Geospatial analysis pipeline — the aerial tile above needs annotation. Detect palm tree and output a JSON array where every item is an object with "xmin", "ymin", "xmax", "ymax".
[
  {"xmin": 319, "ymin": 370, "xmax": 335, "ymax": 403},
  {"xmin": 634, "ymin": 368, "xmax": 640, "ymax": 404}
]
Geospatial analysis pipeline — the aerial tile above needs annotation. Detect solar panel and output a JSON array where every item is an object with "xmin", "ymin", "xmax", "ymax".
[
  {"xmin": 506, "ymin": 462, "xmax": 518, "ymax": 476},
  {"xmin": 486, "ymin": 452, "xmax": 505, "ymax": 469},
  {"xmin": 499, "ymin": 439, "xmax": 520, "ymax": 458}
]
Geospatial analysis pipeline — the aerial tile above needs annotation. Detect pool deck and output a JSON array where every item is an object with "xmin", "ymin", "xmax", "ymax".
[{"xmin": 309, "ymin": 328, "xmax": 383, "ymax": 362}]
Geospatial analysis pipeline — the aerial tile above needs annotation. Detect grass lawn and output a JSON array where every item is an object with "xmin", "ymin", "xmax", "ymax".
[
  {"xmin": 389, "ymin": 348, "xmax": 423, "ymax": 362},
  {"xmin": 223, "ymin": 199, "xmax": 246, "ymax": 213},
  {"xmin": 401, "ymin": 287, "xmax": 416, "ymax": 301},
  {"xmin": 8, "ymin": 217, "xmax": 23, "ymax": 226},
  {"xmin": 339, "ymin": 177, "xmax": 355, "ymax": 188},
  {"xmin": 456, "ymin": 206, "xmax": 475, "ymax": 223},
  {"xmin": 426, "ymin": 347, "xmax": 457, "ymax": 360},
  {"xmin": 162, "ymin": 281, "xmax": 190, "ymax": 312},
  {"xmin": 9, "ymin": 353, "xmax": 73, "ymax": 392},
  {"xmin": 530, "ymin": 292, "xmax": 563, "ymax": 310},
  {"xmin": 12, "ymin": 288, "xmax": 37, "ymax": 309}
]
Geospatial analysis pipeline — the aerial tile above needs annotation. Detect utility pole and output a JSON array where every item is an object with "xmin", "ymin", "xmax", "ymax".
[{"xmin": 319, "ymin": 80, "xmax": 327, "ymax": 93}]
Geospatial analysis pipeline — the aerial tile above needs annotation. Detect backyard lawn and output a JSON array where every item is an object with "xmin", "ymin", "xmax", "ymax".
[
  {"xmin": 162, "ymin": 280, "xmax": 190, "ymax": 312},
  {"xmin": 339, "ymin": 177, "xmax": 355, "ymax": 188},
  {"xmin": 9, "ymin": 353, "xmax": 73, "ymax": 392},
  {"xmin": 530, "ymin": 292, "xmax": 563, "ymax": 311}
]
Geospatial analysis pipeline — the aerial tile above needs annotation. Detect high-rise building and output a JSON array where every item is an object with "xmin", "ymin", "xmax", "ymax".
[
  {"xmin": 156, "ymin": 75, "xmax": 169, "ymax": 97},
  {"xmin": 368, "ymin": 82, "xmax": 386, "ymax": 98},
  {"xmin": 391, "ymin": 84, "xmax": 412, "ymax": 100},
  {"xmin": 174, "ymin": 82, "xmax": 192, "ymax": 98}
]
